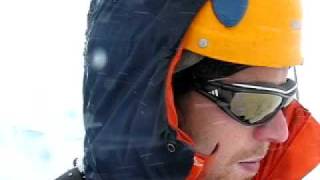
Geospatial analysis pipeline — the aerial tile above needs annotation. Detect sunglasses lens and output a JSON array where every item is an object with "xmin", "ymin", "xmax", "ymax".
[{"xmin": 230, "ymin": 93, "xmax": 282, "ymax": 124}]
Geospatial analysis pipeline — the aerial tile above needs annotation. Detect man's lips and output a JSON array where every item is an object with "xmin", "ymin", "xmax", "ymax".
[
  {"xmin": 240, "ymin": 157, "xmax": 264, "ymax": 163},
  {"xmin": 238, "ymin": 157, "xmax": 264, "ymax": 173}
]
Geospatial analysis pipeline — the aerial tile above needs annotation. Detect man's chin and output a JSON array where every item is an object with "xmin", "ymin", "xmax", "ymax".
[
  {"xmin": 216, "ymin": 164, "xmax": 257, "ymax": 180},
  {"xmin": 203, "ymin": 173, "xmax": 254, "ymax": 180},
  {"xmin": 199, "ymin": 165, "xmax": 256, "ymax": 180}
]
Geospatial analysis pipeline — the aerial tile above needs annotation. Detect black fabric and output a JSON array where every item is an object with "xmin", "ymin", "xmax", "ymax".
[
  {"xmin": 190, "ymin": 58, "xmax": 249, "ymax": 80},
  {"xmin": 174, "ymin": 58, "xmax": 248, "ymax": 96},
  {"xmin": 83, "ymin": 0, "xmax": 206, "ymax": 179},
  {"xmin": 55, "ymin": 168, "xmax": 84, "ymax": 180}
]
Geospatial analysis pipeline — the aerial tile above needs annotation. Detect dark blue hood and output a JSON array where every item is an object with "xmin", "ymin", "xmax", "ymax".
[{"xmin": 83, "ymin": 0, "xmax": 206, "ymax": 179}]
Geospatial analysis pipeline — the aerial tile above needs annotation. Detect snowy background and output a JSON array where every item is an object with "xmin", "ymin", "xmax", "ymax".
[{"xmin": 0, "ymin": 0, "xmax": 318, "ymax": 180}]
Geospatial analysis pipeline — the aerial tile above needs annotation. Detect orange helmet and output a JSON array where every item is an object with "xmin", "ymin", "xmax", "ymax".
[{"xmin": 181, "ymin": 0, "xmax": 302, "ymax": 67}]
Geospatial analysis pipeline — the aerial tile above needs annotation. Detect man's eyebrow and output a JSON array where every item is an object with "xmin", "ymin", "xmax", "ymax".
[
  {"xmin": 223, "ymin": 78, "xmax": 288, "ymax": 86},
  {"xmin": 222, "ymin": 79, "xmax": 288, "ymax": 88}
]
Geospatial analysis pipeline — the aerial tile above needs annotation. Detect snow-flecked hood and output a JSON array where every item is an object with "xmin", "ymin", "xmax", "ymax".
[{"xmin": 83, "ymin": 0, "xmax": 206, "ymax": 179}]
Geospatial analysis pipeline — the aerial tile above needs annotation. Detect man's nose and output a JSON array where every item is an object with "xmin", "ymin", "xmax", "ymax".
[{"xmin": 253, "ymin": 111, "xmax": 289, "ymax": 143}]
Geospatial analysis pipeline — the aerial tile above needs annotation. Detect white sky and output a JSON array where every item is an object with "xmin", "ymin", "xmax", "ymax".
[{"xmin": 0, "ymin": 0, "xmax": 318, "ymax": 179}]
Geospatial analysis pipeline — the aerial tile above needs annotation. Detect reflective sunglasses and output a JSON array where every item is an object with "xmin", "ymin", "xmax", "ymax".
[{"xmin": 192, "ymin": 78, "xmax": 297, "ymax": 126}]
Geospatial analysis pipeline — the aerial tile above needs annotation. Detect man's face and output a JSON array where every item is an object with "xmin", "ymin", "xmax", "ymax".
[{"xmin": 176, "ymin": 67, "xmax": 289, "ymax": 180}]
